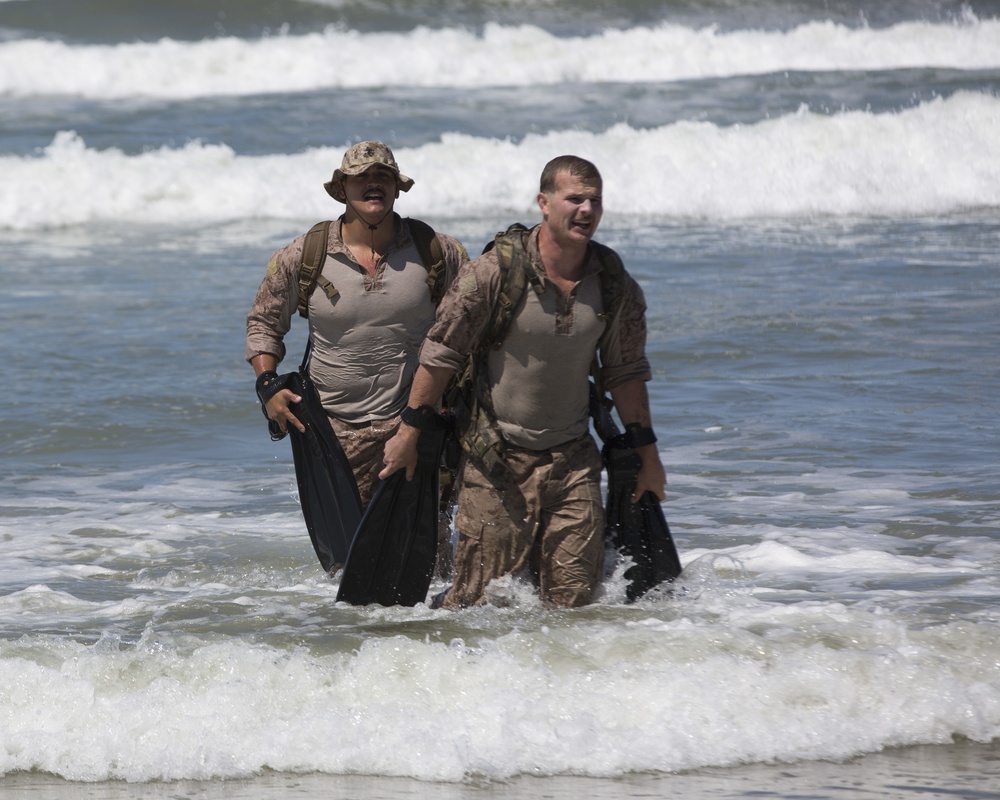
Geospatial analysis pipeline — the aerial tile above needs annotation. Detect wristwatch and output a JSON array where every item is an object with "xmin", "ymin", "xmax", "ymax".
[
  {"xmin": 400, "ymin": 404, "xmax": 439, "ymax": 430},
  {"xmin": 623, "ymin": 423, "xmax": 657, "ymax": 449}
]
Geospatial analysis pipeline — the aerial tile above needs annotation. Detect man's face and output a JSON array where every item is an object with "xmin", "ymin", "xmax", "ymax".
[
  {"xmin": 538, "ymin": 170, "xmax": 603, "ymax": 246},
  {"xmin": 341, "ymin": 165, "xmax": 399, "ymax": 214}
]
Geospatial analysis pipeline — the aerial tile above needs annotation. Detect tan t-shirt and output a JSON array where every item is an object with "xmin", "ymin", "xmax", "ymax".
[
  {"xmin": 419, "ymin": 226, "xmax": 652, "ymax": 450},
  {"xmin": 487, "ymin": 264, "xmax": 606, "ymax": 448},
  {"xmin": 306, "ymin": 247, "xmax": 436, "ymax": 421},
  {"xmin": 245, "ymin": 216, "xmax": 468, "ymax": 423}
]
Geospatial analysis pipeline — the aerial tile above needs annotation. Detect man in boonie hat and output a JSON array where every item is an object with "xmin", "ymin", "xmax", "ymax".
[{"xmin": 246, "ymin": 140, "xmax": 468, "ymax": 579}]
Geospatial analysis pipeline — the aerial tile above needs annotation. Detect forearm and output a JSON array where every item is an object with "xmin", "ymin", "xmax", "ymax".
[
  {"xmin": 404, "ymin": 364, "xmax": 454, "ymax": 412},
  {"xmin": 609, "ymin": 379, "xmax": 653, "ymax": 429},
  {"xmin": 250, "ymin": 353, "xmax": 280, "ymax": 377},
  {"xmin": 380, "ymin": 364, "xmax": 455, "ymax": 480},
  {"xmin": 610, "ymin": 379, "xmax": 666, "ymax": 500}
]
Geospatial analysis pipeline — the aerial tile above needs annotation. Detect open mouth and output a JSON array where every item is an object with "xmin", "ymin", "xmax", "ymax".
[{"xmin": 364, "ymin": 190, "xmax": 385, "ymax": 202}]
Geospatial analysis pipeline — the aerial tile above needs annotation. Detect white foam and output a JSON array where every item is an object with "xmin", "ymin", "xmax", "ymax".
[
  {"xmin": 1, "ymin": 451, "xmax": 996, "ymax": 783},
  {"xmin": 1, "ymin": 603, "xmax": 998, "ymax": 782},
  {"xmin": 3, "ymin": 92, "xmax": 999, "ymax": 230},
  {"xmin": 2, "ymin": 18, "xmax": 999, "ymax": 99}
]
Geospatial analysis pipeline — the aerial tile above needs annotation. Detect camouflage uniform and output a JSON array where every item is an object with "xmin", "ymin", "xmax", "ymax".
[
  {"xmin": 449, "ymin": 435, "xmax": 605, "ymax": 608},
  {"xmin": 419, "ymin": 226, "xmax": 651, "ymax": 607},
  {"xmin": 247, "ymin": 217, "xmax": 466, "ymax": 501},
  {"xmin": 247, "ymin": 142, "xmax": 468, "ymax": 577}
]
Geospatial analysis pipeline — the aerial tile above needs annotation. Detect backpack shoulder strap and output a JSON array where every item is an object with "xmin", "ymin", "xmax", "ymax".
[
  {"xmin": 479, "ymin": 228, "xmax": 626, "ymax": 348},
  {"xmin": 446, "ymin": 223, "xmax": 536, "ymax": 465},
  {"xmin": 298, "ymin": 218, "xmax": 451, "ymax": 316},
  {"xmin": 587, "ymin": 240, "xmax": 628, "ymax": 394},
  {"xmin": 408, "ymin": 218, "xmax": 448, "ymax": 304},
  {"xmin": 296, "ymin": 220, "xmax": 334, "ymax": 318},
  {"xmin": 478, "ymin": 223, "xmax": 542, "ymax": 351},
  {"xmin": 591, "ymin": 240, "xmax": 626, "ymax": 322}
]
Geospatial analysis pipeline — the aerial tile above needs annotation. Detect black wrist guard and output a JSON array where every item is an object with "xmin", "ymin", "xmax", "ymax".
[
  {"xmin": 623, "ymin": 423, "xmax": 657, "ymax": 449},
  {"xmin": 255, "ymin": 371, "xmax": 289, "ymax": 406},
  {"xmin": 400, "ymin": 404, "xmax": 441, "ymax": 430}
]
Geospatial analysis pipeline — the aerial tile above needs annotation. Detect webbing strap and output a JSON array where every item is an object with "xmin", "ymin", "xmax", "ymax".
[
  {"xmin": 296, "ymin": 218, "xmax": 445, "ymax": 318},
  {"xmin": 409, "ymin": 218, "xmax": 447, "ymax": 304},
  {"xmin": 473, "ymin": 224, "xmax": 626, "ymax": 400},
  {"xmin": 296, "ymin": 220, "xmax": 333, "ymax": 318}
]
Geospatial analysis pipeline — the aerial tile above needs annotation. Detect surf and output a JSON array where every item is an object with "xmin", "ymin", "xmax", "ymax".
[
  {"xmin": 2, "ymin": 18, "xmax": 999, "ymax": 99},
  {"xmin": 3, "ymin": 92, "xmax": 998, "ymax": 230}
]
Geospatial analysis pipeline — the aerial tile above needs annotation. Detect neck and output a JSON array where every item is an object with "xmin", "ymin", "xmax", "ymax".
[
  {"xmin": 341, "ymin": 210, "xmax": 397, "ymax": 252},
  {"xmin": 538, "ymin": 224, "xmax": 588, "ymax": 282}
]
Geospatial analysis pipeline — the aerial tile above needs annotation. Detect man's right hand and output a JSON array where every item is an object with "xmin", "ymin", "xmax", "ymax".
[
  {"xmin": 265, "ymin": 390, "xmax": 304, "ymax": 435},
  {"xmin": 380, "ymin": 424, "xmax": 421, "ymax": 481}
]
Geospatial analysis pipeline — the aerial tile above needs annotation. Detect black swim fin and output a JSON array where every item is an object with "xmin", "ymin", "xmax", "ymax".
[
  {"xmin": 285, "ymin": 371, "xmax": 363, "ymax": 573},
  {"xmin": 336, "ymin": 414, "xmax": 450, "ymax": 606},
  {"xmin": 589, "ymin": 383, "xmax": 682, "ymax": 601}
]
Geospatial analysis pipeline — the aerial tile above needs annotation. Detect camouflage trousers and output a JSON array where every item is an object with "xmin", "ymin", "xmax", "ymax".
[
  {"xmin": 326, "ymin": 413, "xmax": 453, "ymax": 578},
  {"xmin": 326, "ymin": 414, "xmax": 401, "ymax": 509},
  {"xmin": 441, "ymin": 434, "xmax": 605, "ymax": 609}
]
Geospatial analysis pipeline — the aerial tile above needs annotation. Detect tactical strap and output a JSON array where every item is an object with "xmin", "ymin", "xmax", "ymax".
[
  {"xmin": 296, "ymin": 218, "xmax": 445, "ymax": 318},
  {"xmin": 478, "ymin": 223, "xmax": 624, "ymax": 350},
  {"xmin": 452, "ymin": 223, "xmax": 628, "ymax": 471},
  {"xmin": 477, "ymin": 224, "xmax": 542, "ymax": 351},
  {"xmin": 409, "ymin": 218, "xmax": 447, "ymax": 304},
  {"xmin": 255, "ymin": 370, "xmax": 289, "ymax": 405},
  {"xmin": 296, "ymin": 220, "xmax": 334, "ymax": 318},
  {"xmin": 623, "ymin": 423, "xmax": 657, "ymax": 448}
]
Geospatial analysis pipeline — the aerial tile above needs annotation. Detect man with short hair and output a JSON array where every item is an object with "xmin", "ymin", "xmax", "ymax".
[
  {"xmin": 246, "ymin": 141, "xmax": 468, "ymax": 569},
  {"xmin": 381, "ymin": 155, "xmax": 664, "ymax": 608}
]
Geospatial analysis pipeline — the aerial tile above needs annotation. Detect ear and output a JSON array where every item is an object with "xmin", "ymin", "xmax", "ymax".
[{"xmin": 537, "ymin": 191, "xmax": 549, "ymax": 218}]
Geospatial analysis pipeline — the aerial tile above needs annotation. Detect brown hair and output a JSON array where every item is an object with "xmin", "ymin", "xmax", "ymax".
[{"xmin": 539, "ymin": 155, "xmax": 602, "ymax": 194}]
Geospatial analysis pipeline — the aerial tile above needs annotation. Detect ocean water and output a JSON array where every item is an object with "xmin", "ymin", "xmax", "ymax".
[{"xmin": 2, "ymin": 1, "xmax": 999, "ymax": 798}]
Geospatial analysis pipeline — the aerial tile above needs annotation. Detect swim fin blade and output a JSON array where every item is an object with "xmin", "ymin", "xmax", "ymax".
[
  {"xmin": 336, "ymin": 415, "xmax": 449, "ymax": 606},
  {"xmin": 590, "ymin": 383, "xmax": 682, "ymax": 601},
  {"xmin": 285, "ymin": 371, "xmax": 363, "ymax": 573},
  {"xmin": 603, "ymin": 442, "xmax": 682, "ymax": 601}
]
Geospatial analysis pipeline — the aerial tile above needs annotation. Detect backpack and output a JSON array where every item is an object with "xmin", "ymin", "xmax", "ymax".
[
  {"xmin": 296, "ymin": 217, "xmax": 447, "ymax": 318},
  {"xmin": 448, "ymin": 223, "xmax": 627, "ymax": 474}
]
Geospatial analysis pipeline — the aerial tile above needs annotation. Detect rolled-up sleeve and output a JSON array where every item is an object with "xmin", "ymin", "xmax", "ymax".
[
  {"xmin": 245, "ymin": 236, "xmax": 304, "ymax": 365},
  {"xmin": 599, "ymin": 273, "xmax": 652, "ymax": 391}
]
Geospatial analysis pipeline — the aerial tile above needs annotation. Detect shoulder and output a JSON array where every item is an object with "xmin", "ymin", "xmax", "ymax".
[
  {"xmin": 401, "ymin": 218, "xmax": 468, "ymax": 268},
  {"xmin": 274, "ymin": 219, "xmax": 342, "ymax": 261},
  {"xmin": 589, "ymin": 239, "xmax": 624, "ymax": 272},
  {"xmin": 443, "ymin": 245, "xmax": 501, "ymax": 300},
  {"xmin": 435, "ymin": 232, "xmax": 471, "ymax": 265},
  {"xmin": 589, "ymin": 240, "xmax": 646, "ymax": 312},
  {"xmin": 469, "ymin": 243, "xmax": 503, "ymax": 278},
  {"xmin": 265, "ymin": 232, "xmax": 309, "ymax": 277}
]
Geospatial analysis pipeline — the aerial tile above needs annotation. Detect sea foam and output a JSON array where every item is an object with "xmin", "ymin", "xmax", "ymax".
[
  {"xmin": 1, "ymin": 18, "xmax": 999, "ymax": 99},
  {"xmin": 3, "ymin": 92, "xmax": 998, "ymax": 230},
  {"xmin": 1, "ymin": 602, "xmax": 998, "ymax": 782}
]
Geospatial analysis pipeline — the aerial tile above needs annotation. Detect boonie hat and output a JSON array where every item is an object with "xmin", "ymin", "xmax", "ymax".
[{"xmin": 324, "ymin": 141, "xmax": 414, "ymax": 202}]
